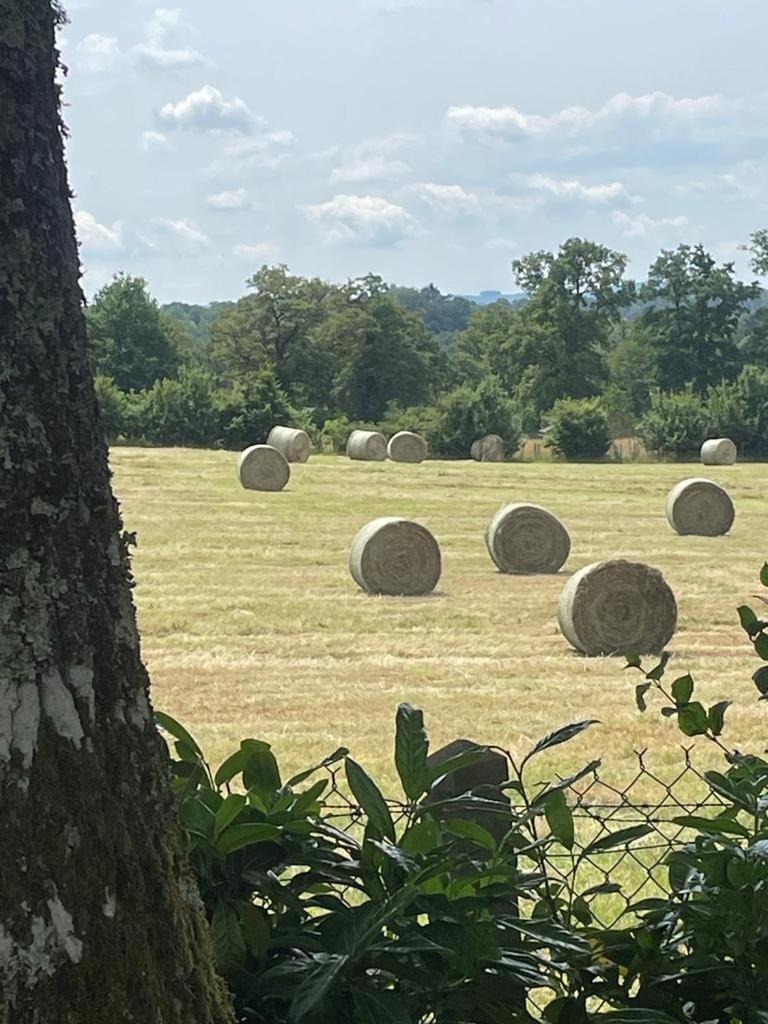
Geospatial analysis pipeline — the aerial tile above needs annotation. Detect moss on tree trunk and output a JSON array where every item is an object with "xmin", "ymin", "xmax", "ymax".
[{"xmin": 0, "ymin": 3, "xmax": 233, "ymax": 1020}]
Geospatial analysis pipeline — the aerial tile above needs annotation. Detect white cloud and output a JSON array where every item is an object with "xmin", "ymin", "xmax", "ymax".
[
  {"xmin": 75, "ymin": 34, "xmax": 123, "ymax": 74},
  {"xmin": 404, "ymin": 182, "xmax": 484, "ymax": 218},
  {"xmin": 152, "ymin": 217, "xmax": 212, "ymax": 252},
  {"xmin": 134, "ymin": 7, "xmax": 209, "ymax": 70},
  {"xmin": 157, "ymin": 85, "xmax": 260, "ymax": 133},
  {"xmin": 525, "ymin": 174, "xmax": 634, "ymax": 204},
  {"xmin": 612, "ymin": 211, "xmax": 689, "ymax": 238},
  {"xmin": 302, "ymin": 194, "xmax": 420, "ymax": 246},
  {"xmin": 446, "ymin": 91, "xmax": 748, "ymax": 142},
  {"xmin": 233, "ymin": 243, "xmax": 281, "ymax": 261},
  {"xmin": 207, "ymin": 189, "xmax": 250, "ymax": 210},
  {"xmin": 75, "ymin": 210, "xmax": 125, "ymax": 254},
  {"xmin": 330, "ymin": 156, "xmax": 411, "ymax": 183},
  {"xmin": 140, "ymin": 130, "xmax": 169, "ymax": 151},
  {"xmin": 485, "ymin": 237, "xmax": 518, "ymax": 250}
]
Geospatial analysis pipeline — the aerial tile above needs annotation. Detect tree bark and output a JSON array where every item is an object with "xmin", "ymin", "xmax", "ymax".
[{"xmin": 0, "ymin": 4, "xmax": 233, "ymax": 1021}]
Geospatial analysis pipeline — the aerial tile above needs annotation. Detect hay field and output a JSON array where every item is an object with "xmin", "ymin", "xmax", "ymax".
[{"xmin": 112, "ymin": 448, "xmax": 768, "ymax": 795}]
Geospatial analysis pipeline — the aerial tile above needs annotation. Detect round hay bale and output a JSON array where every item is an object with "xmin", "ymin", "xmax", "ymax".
[
  {"xmin": 387, "ymin": 431, "xmax": 428, "ymax": 464},
  {"xmin": 347, "ymin": 429, "xmax": 387, "ymax": 462},
  {"xmin": 236, "ymin": 445, "xmax": 290, "ymax": 492},
  {"xmin": 558, "ymin": 559, "xmax": 677, "ymax": 656},
  {"xmin": 666, "ymin": 477, "xmax": 735, "ymax": 536},
  {"xmin": 267, "ymin": 425, "xmax": 311, "ymax": 464},
  {"xmin": 700, "ymin": 437, "xmax": 737, "ymax": 466},
  {"xmin": 470, "ymin": 434, "xmax": 504, "ymax": 462},
  {"xmin": 485, "ymin": 503, "xmax": 570, "ymax": 574},
  {"xmin": 349, "ymin": 517, "xmax": 441, "ymax": 596}
]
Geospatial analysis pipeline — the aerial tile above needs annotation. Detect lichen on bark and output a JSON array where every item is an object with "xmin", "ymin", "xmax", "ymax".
[{"xmin": 0, "ymin": 2, "xmax": 233, "ymax": 1020}]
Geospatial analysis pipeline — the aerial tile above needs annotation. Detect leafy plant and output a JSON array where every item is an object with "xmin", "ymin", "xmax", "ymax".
[
  {"xmin": 159, "ymin": 705, "xmax": 655, "ymax": 1023},
  {"xmin": 544, "ymin": 397, "xmax": 612, "ymax": 460}
]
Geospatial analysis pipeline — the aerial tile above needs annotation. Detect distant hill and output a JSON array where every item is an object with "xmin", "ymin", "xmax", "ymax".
[{"xmin": 460, "ymin": 290, "xmax": 526, "ymax": 306}]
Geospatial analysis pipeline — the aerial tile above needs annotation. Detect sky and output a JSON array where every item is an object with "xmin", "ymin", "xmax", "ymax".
[{"xmin": 59, "ymin": 0, "xmax": 768, "ymax": 303}]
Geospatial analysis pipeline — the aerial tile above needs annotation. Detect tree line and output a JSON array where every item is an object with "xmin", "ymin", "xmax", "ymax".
[{"xmin": 90, "ymin": 231, "xmax": 768, "ymax": 458}]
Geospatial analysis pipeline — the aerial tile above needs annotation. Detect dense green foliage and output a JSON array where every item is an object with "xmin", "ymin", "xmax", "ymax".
[
  {"xmin": 164, "ymin": 564, "xmax": 768, "ymax": 1023},
  {"xmin": 544, "ymin": 397, "xmax": 612, "ymax": 460},
  {"xmin": 89, "ymin": 230, "xmax": 768, "ymax": 458}
]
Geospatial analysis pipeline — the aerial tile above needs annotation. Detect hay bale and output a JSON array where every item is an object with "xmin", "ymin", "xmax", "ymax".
[
  {"xmin": 347, "ymin": 429, "xmax": 387, "ymax": 462},
  {"xmin": 387, "ymin": 431, "xmax": 427, "ymax": 464},
  {"xmin": 267, "ymin": 425, "xmax": 311, "ymax": 463},
  {"xmin": 486, "ymin": 503, "xmax": 570, "ymax": 574},
  {"xmin": 558, "ymin": 559, "xmax": 677, "ymax": 656},
  {"xmin": 349, "ymin": 517, "xmax": 441, "ymax": 596},
  {"xmin": 666, "ymin": 477, "xmax": 735, "ymax": 536},
  {"xmin": 470, "ymin": 434, "xmax": 504, "ymax": 462},
  {"xmin": 701, "ymin": 437, "xmax": 737, "ymax": 466},
  {"xmin": 236, "ymin": 445, "xmax": 290, "ymax": 492}
]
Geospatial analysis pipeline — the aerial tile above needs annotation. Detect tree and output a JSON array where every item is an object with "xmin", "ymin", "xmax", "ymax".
[
  {"xmin": 86, "ymin": 273, "xmax": 180, "ymax": 391},
  {"xmin": 318, "ymin": 276, "xmax": 442, "ymax": 421},
  {"xmin": 389, "ymin": 283, "xmax": 473, "ymax": 347},
  {"xmin": 0, "ymin": 4, "xmax": 232, "ymax": 1020},
  {"xmin": 746, "ymin": 228, "xmax": 768, "ymax": 276},
  {"xmin": 603, "ymin": 324, "xmax": 659, "ymax": 433},
  {"xmin": 511, "ymin": 237, "xmax": 634, "ymax": 401},
  {"xmin": 427, "ymin": 376, "xmax": 521, "ymax": 458},
  {"xmin": 210, "ymin": 264, "xmax": 332, "ymax": 403},
  {"xmin": 543, "ymin": 397, "xmax": 612, "ymax": 460},
  {"xmin": 639, "ymin": 244, "xmax": 759, "ymax": 392}
]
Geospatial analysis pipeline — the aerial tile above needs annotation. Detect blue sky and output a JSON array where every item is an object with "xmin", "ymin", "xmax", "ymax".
[{"xmin": 60, "ymin": 0, "xmax": 768, "ymax": 303}]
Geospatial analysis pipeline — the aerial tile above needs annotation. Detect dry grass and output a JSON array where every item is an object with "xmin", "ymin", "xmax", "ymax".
[{"xmin": 112, "ymin": 447, "xmax": 768, "ymax": 797}]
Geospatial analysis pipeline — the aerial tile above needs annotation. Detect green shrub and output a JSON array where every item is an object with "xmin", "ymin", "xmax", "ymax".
[
  {"xmin": 217, "ymin": 367, "xmax": 298, "ymax": 451},
  {"xmin": 544, "ymin": 396, "xmax": 611, "ymax": 460},
  {"xmin": 637, "ymin": 386, "xmax": 707, "ymax": 457},
  {"xmin": 707, "ymin": 365, "xmax": 768, "ymax": 457},
  {"xmin": 136, "ymin": 367, "xmax": 221, "ymax": 446},
  {"xmin": 426, "ymin": 375, "xmax": 522, "ymax": 458},
  {"xmin": 93, "ymin": 374, "xmax": 130, "ymax": 440},
  {"xmin": 161, "ymin": 706, "xmax": 616, "ymax": 1024}
]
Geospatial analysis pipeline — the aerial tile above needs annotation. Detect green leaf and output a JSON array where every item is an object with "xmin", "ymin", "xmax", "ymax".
[
  {"xmin": 583, "ymin": 824, "xmax": 654, "ymax": 855},
  {"xmin": 179, "ymin": 797, "xmax": 215, "ymax": 840},
  {"xmin": 704, "ymin": 771, "xmax": 756, "ymax": 813},
  {"xmin": 401, "ymin": 817, "xmax": 440, "ymax": 855},
  {"xmin": 211, "ymin": 902, "xmax": 246, "ymax": 975},
  {"xmin": 544, "ymin": 790, "xmax": 574, "ymax": 850},
  {"xmin": 738, "ymin": 605, "xmax": 759, "ymax": 631},
  {"xmin": 154, "ymin": 712, "xmax": 205, "ymax": 760},
  {"xmin": 645, "ymin": 651, "xmax": 672, "ymax": 681},
  {"xmin": 672, "ymin": 814, "xmax": 750, "ymax": 838},
  {"xmin": 214, "ymin": 747, "xmax": 250, "ymax": 788},
  {"xmin": 635, "ymin": 682, "xmax": 652, "ymax": 712},
  {"xmin": 676, "ymin": 701, "xmax": 710, "ymax": 736},
  {"xmin": 671, "ymin": 674, "xmax": 694, "ymax": 705},
  {"xmin": 214, "ymin": 793, "xmax": 247, "ymax": 838},
  {"xmin": 291, "ymin": 778, "xmax": 328, "ymax": 816},
  {"xmin": 425, "ymin": 747, "xmax": 489, "ymax": 789},
  {"xmin": 755, "ymin": 632, "xmax": 768, "ymax": 661},
  {"xmin": 289, "ymin": 954, "xmax": 348, "ymax": 1022},
  {"xmin": 443, "ymin": 818, "xmax": 497, "ymax": 850},
  {"xmin": 572, "ymin": 895, "xmax": 592, "ymax": 925},
  {"xmin": 753, "ymin": 665, "xmax": 768, "ymax": 697},
  {"xmin": 215, "ymin": 822, "xmax": 281, "ymax": 855},
  {"xmin": 243, "ymin": 743, "xmax": 282, "ymax": 803},
  {"xmin": 235, "ymin": 900, "xmax": 271, "ymax": 957},
  {"xmin": 761, "ymin": 562, "xmax": 768, "ymax": 588},
  {"xmin": 526, "ymin": 720, "xmax": 599, "ymax": 761},
  {"xmin": 624, "ymin": 653, "xmax": 642, "ymax": 669},
  {"xmin": 345, "ymin": 758, "xmax": 395, "ymax": 841},
  {"xmin": 286, "ymin": 747, "xmax": 349, "ymax": 787},
  {"xmin": 394, "ymin": 702, "xmax": 429, "ymax": 800},
  {"xmin": 708, "ymin": 700, "xmax": 732, "ymax": 737}
]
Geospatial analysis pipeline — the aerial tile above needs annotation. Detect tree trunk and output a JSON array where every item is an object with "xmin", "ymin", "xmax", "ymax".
[{"xmin": 0, "ymin": 4, "xmax": 233, "ymax": 1021}]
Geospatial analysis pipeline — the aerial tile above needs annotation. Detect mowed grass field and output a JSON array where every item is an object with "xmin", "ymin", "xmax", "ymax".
[{"xmin": 112, "ymin": 448, "xmax": 768, "ymax": 797}]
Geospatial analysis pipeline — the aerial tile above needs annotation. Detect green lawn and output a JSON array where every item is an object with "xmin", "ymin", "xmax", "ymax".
[{"xmin": 112, "ymin": 447, "xmax": 768, "ymax": 797}]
